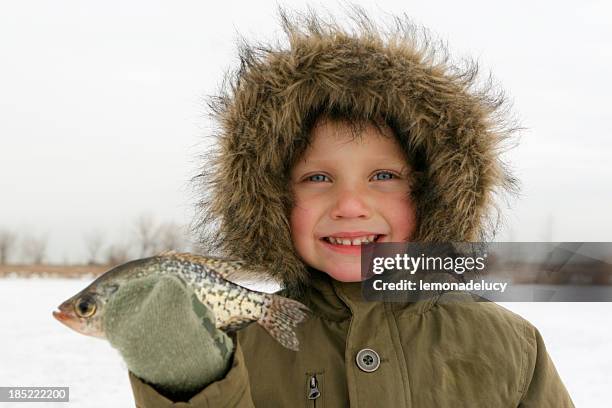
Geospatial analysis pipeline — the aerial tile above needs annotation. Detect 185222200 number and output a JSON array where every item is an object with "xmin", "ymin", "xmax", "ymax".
[{"xmin": 0, "ymin": 387, "xmax": 69, "ymax": 402}]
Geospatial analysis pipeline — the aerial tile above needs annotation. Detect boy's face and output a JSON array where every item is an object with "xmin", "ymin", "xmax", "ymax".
[{"xmin": 290, "ymin": 118, "xmax": 417, "ymax": 282}]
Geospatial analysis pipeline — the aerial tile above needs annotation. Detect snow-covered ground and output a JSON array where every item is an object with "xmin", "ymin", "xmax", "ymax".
[
  {"xmin": 0, "ymin": 278, "xmax": 609, "ymax": 407},
  {"xmin": 0, "ymin": 278, "xmax": 133, "ymax": 407}
]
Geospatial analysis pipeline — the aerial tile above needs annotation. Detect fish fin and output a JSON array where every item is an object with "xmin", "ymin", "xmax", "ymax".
[
  {"xmin": 218, "ymin": 316, "xmax": 254, "ymax": 333},
  {"xmin": 257, "ymin": 294, "xmax": 311, "ymax": 351},
  {"xmin": 165, "ymin": 252, "xmax": 254, "ymax": 280},
  {"xmin": 201, "ymin": 257, "xmax": 250, "ymax": 280},
  {"xmin": 157, "ymin": 249, "xmax": 178, "ymax": 256}
]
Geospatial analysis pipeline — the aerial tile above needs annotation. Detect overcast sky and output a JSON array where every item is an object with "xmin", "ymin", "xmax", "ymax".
[{"xmin": 1, "ymin": 0, "xmax": 610, "ymax": 263}]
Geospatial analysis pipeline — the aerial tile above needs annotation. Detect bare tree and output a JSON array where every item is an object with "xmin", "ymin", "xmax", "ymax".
[
  {"xmin": 84, "ymin": 230, "xmax": 104, "ymax": 265},
  {"xmin": 134, "ymin": 214, "xmax": 158, "ymax": 257},
  {"xmin": 105, "ymin": 243, "xmax": 131, "ymax": 266},
  {"xmin": 21, "ymin": 234, "xmax": 47, "ymax": 264},
  {"xmin": 0, "ymin": 229, "xmax": 17, "ymax": 264},
  {"xmin": 157, "ymin": 222, "xmax": 187, "ymax": 252}
]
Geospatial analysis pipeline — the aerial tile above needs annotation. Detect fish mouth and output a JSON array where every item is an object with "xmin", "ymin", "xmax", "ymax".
[
  {"xmin": 53, "ymin": 301, "xmax": 74, "ymax": 322},
  {"xmin": 53, "ymin": 309, "xmax": 76, "ymax": 326},
  {"xmin": 52, "ymin": 308, "xmax": 79, "ymax": 333},
  {"xmin": 52, "ymin": 308, "xmax": 104, "ymax": 338},
  {"xmin": 52, "ymin": 309, "xmax": 69, "ymax": 322},
  {"xmin": 52, "ymin": 302, "xmax": 78, "ymax": 329}
]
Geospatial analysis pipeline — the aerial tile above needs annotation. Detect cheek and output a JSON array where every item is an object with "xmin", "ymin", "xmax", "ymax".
[
  {"xmin": 385, "ymin": 194, "xmax": 417, "ymax": 239},
  {"xmin": 290, "ymin": 205, "xmax": 315, "ymax": 247}
]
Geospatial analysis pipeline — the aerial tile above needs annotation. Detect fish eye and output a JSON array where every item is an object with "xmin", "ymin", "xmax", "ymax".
[{"xmin": 75, "ymin": 297, "xmax": 97, "ymax": 318}]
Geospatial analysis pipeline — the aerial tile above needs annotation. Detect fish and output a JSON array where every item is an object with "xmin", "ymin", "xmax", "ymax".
[{"xmin": 52, "ymin": 252, "xmax": 310, "ymax": 351}]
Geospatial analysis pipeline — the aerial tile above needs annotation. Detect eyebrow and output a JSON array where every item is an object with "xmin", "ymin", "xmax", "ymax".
[{"xmin": 297, "ymin": 157, "xmax": 408, "ymax": 168}]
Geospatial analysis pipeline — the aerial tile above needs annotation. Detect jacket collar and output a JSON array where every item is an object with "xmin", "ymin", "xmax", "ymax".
[
  {"xmin": 304, "ymin": 269, "xmax": 351, "ymax": 321},
  {"xmin": 304, "ymin": 267, "xmax": 439, "ymax": 321}
]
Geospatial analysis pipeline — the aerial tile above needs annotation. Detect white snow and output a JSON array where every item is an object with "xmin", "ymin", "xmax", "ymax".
[
  {"xmin": 0, "ymin": 278, "xmax": 609, "ymax": 407},
  {"xmin": 0, "ymin": 278, "xmax": 133, "ymax": 407}
]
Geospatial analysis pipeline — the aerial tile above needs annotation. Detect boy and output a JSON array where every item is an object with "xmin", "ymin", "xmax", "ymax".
[{"xmin": 104, "ymin": 7, "xmax": 575, "ymax": 407}]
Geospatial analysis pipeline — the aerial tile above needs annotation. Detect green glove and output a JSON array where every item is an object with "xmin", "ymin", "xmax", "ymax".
[{"xmin": 103, "ymin": 274, "xmax": 234, "ymax": 399}]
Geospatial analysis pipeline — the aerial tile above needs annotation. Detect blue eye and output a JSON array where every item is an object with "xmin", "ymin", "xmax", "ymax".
[
  {"xmin": 372, "ymin": 171, "xmax": 396, "ymax": 181},
  {"xmin": 307, "ymin": 174, "xmax": 329, "ymax": 182}
]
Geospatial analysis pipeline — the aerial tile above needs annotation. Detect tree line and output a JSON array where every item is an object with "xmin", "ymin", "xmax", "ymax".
[{"xmin": 0, "ymin": 215, "xmax": 196, "ymax": 266}]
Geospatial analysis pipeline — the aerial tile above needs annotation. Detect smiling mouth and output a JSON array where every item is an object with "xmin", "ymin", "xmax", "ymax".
[{"xmin": 320, "ymin": 234, "xmax": 384, "ymax": 246}]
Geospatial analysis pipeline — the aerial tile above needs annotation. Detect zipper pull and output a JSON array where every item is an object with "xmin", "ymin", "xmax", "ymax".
[{"xmin": 307, "ymin": 374, "xmax": 320, "ymax": 400}]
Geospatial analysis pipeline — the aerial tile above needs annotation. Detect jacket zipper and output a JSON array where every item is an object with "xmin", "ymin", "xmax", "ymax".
[{"xmin": 307, "ymin": 374, "xmax": 321, "ymax": 405}]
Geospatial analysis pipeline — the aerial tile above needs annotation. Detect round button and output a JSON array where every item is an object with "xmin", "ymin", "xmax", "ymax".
[{"xmin": 356, "ymin": 348, "xmax": 380, "ymax": 372}]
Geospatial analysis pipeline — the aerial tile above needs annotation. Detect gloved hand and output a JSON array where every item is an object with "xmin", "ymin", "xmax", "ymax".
[{"xmin": 102, "ymin": 274, "xmax": 234, "ymax": 399}]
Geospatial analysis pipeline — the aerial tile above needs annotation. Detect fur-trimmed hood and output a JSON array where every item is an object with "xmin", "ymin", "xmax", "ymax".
[{"xmin": 194, "ymin": 6, "xmax": 519, "ymax": 294}]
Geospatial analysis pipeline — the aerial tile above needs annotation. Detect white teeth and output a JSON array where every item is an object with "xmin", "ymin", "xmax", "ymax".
[{"xmin": 326, "ymin": 235, "xmax": 379, "ymax": 245}]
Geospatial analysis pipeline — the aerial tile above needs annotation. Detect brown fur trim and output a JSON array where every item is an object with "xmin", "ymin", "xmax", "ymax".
[{"xmin": 192, "ymin": 5, "xmax": 521, "ymax": 292}]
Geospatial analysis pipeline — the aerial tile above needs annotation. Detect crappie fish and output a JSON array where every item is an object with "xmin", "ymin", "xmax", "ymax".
[{"xmin": 53, "ymin": 252, "xmax": 310, "ymax": 351}]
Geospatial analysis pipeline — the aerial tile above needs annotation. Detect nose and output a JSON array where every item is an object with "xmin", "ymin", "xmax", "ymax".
[{"xmin": 329, "ymin": 186, "xmax": 372, "ymax": 219}]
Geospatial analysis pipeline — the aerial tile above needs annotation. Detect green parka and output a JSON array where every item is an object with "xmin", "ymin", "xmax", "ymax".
[
  {"xmin": 129, "ymin": 270, "xmax": 573, "ymax": 407},
  {"xmin": 128, "ymin": 7, "xmax": 574, "ymax": 407}
]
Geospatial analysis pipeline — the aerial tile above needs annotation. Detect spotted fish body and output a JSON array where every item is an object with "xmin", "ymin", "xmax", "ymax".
[
  {"xmin": 157, "ymin": 254, "xmax": 297, "ymax": 336},
  {"xmin": 53, "ymin": 252, "xmax": 310, "ymax": 351}
]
